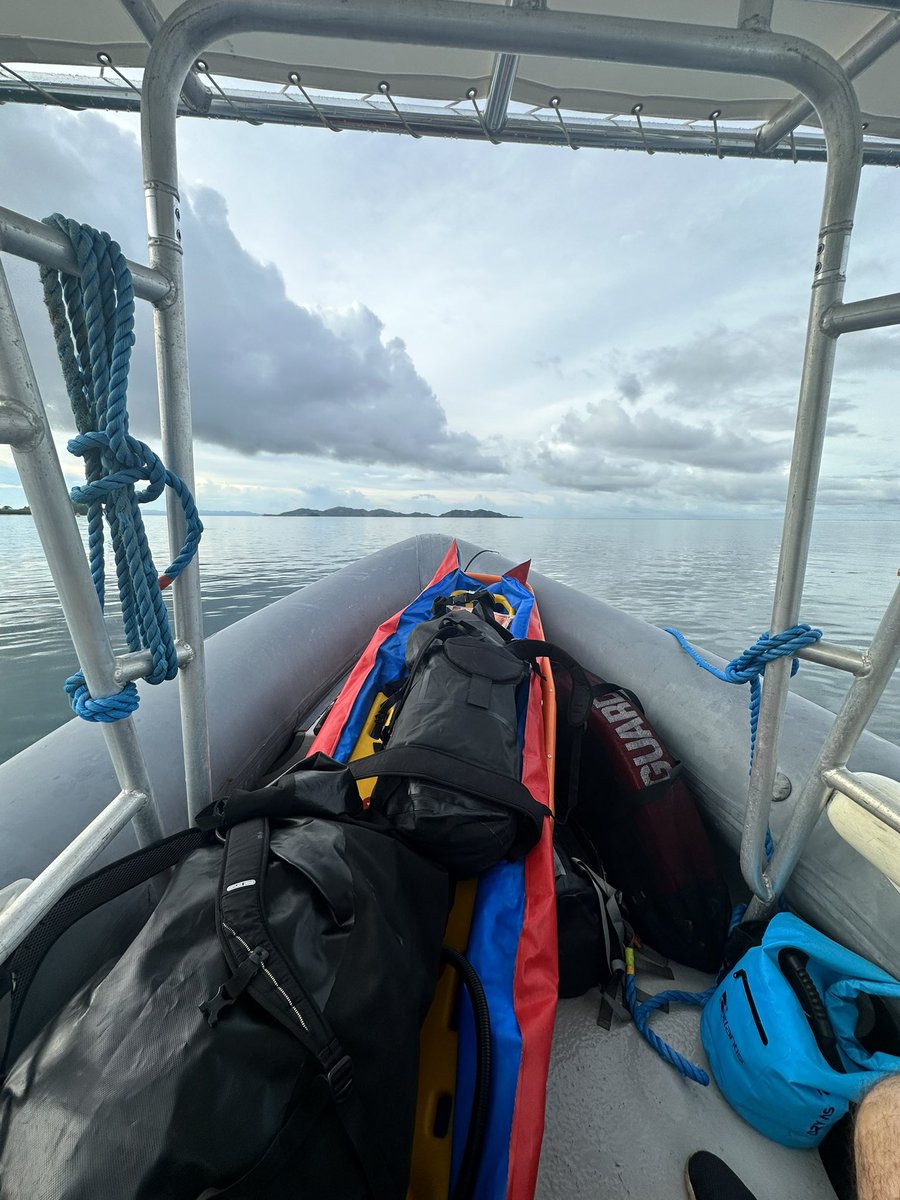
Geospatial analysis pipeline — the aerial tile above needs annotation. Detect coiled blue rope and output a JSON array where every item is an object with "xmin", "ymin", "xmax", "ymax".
[
  {"xmin": 664, "ymin": 624, "xmax": 823, "ymax": 770},
  {"xmin": 625, "ymin": 953, "xmax": 714, "ymax": 1086},
  {"xmin": 625, "ymin": 908, "xmax": 748, "ymax": 1086},
  {"xmin": 40, "ymin": 215, "xmax": 202, "ymax": 721}
]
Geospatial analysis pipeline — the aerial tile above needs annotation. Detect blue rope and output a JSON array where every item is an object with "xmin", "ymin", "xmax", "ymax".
[
  {"xmin": 664, "ymin": 624, "xmax": 822, "ymax": 770},
  {"xmin": 65, "ymin": 676, "xmax": 139, "ymax": 723},
  {"xmin": 40, "ymin": 215, "xmax": 202, "ymax": 721},
  {"xmin": 625, "ymin": 905, "xmax": 752, "ymax": 1086},
  {"xmin": 625, "ymin": 966, "xmax": 714, "ymax": 1087}
]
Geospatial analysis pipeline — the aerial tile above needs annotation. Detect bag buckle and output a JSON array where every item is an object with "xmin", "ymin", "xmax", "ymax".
[
  {"xmin": 200, "ymin": 946, "xmax": 268, "ymax": 1027},
  {"xmin": 324, "ymin": 1053, "xmax": 353, "ymax": 1103}
]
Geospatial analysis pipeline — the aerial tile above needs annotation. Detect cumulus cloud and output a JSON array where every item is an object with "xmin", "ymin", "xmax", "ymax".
[
  {"xmin": 180, "ymin": 188, "xmax": 502, "ymax": 472},
  {"xmin": 532, "ymin": 443, "xmax": 659, "ymax": 494},
  {"xmin": 0, "ymin": 109, "xmax": 503, "ymax": 476},
  {"xmin": 525, "ymin": 305, "xmax": 875, "ymax": 505},
  {"xmin": 553, "ymin": 399, "xmax": 790, "ymax": 474},
  {"xmin": 640, "ymin": 320, "xmax": 810, "ymax": 411}
]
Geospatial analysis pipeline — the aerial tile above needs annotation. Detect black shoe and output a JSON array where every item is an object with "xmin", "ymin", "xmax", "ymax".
[{"xmin": 685, "ymin": 1152, "xmax": 758, "ymax": 1200}]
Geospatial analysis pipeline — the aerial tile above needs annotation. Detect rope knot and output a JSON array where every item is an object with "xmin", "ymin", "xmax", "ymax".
[
  {"xmin": 41, "ymin": 214, "xmax": 202, "ymax": 722},
  {"xmin": 665, "ymin": 623, "xmax": 823, "ymax": 770},
  {"xmin": 65, "ymin": 673, "xmax": 140, "ymax": 723}
]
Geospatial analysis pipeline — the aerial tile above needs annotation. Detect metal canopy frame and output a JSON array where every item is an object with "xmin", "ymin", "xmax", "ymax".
[
  {"xmin": 2, "ymin": 0, "xmax": 900, "ymax": 962},
  {"xmin": 4, "ymin": 1, "xmax": 900, "ymax": 165},
  {"xmin": 11, "ymin": 74, "xmax": 900, "ymax": 164}
]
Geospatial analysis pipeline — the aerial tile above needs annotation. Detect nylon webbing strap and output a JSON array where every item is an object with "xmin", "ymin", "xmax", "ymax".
[
  {"xmin": 348, "ymin": 746, "xmax": 549, "ymax": 821},
  {"xmin": 572, "ymin": 857, "xmax": 628, "ymax": 980},
  {"xmin": 507, "ymin": 638, "xmax": 594, "ymax": 823},
  {"xmin": 507, "ymin": 639, "xmax": 593, "ymax": 727},
  {"xmin": 215, "ymin": 817, "xmax": 353, "ymax": 1103}
]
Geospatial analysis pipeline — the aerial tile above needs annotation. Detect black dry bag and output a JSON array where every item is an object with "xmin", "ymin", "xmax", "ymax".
[
  {"xmin": 356, "ymin": 608, "xmax": 549, "ymax": 876},
  {"xmin": 0, "ymin": 757, "xmax": 450, "ymax": 1200}
]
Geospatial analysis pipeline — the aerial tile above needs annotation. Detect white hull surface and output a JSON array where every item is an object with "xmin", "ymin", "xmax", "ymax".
[{"xmin": 0, "ymin": 534, "xmax": 896, "ymax": 1197}]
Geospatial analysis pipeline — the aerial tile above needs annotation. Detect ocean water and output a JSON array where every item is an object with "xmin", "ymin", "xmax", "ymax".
[{"xmin": 1, "ymin": 514, "xmax": 898, "ymax": 765}]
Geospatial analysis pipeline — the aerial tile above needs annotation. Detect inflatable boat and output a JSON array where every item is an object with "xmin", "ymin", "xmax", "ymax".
[{"xmin": 2, "ymin": 3, "xmax": 900, "ymax": 1198}]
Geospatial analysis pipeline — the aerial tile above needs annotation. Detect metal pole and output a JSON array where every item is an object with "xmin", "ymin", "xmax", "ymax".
[
  {"xmin": 748, "ymin": 577, "xmax": 900, "ymax": 914},
  {"xmin": 0, "ymin": 205, "xmax": 174, "ymax": 307},
  {"xmin": 822, "ymin": 290, "xmax": 900, "ymax": 334},
  {"xmin": 823, "ymin": 767, "xmax": 900, "ymax": 837},
  {"xmin": 796, "ymin": 0, "xmax": 900, "ymax": 9},
  {"xmin": 741, "ymin": 257, "xmax": 856, "ymax": 900},
  {"xmin": 484, "ymin": 51, "xmax": 518, "ymax": 134},
  {"xmin": 0, "ymin": 258, "xmax": 163, "ymax": 848},
  {"xmin": 794, "ymin": 639, "xmax": 870, "ymax": 675},
  {"xmin": 141, "ymin": 0, "xmax": 864, "ymax": 196},
  {"xmin": 114, "ymin": 641, "xmax": 194, "ymax": 684},
  {"xmin": 147, "ymin": 225, "xmax": 212, "ymax": 822},
  {"xmin": 484, "ymin": 0, "xmax": 525, "ymax": 136},
  {"xmin": 0, "ymin": 789, "xmax": 148, "ymax": 963},
  {"xmin": 118, "ymin": 0, "xmax": 211, "ymax": 114},
  {"xmin": 756, "ymin": 13, "xmax": 900, "ymax": 153}
]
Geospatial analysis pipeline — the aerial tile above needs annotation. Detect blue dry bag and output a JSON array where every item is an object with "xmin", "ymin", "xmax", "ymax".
[{"xmin": 701, "ymin": 912, "xmax": 900, "ymax": 1147}]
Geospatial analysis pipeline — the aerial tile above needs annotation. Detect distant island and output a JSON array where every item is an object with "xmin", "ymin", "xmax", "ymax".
[
  {"xmin": 268, "ymin": 506, "xmax": 518, "ymax": 519},
  {"xmin": 2, "ymin": 502, "xmax": 91, "ymax": 516}
]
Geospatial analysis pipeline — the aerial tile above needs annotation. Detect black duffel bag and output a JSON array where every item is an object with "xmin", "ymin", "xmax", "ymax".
[{"xmin": 0, "ymin": 757, "xmax": 450, "ymax": 1200}]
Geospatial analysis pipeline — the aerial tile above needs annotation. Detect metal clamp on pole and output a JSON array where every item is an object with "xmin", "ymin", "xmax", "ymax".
[{"xmin": 0, "ymin": 395, "xmax": 40, "ymax": 447}]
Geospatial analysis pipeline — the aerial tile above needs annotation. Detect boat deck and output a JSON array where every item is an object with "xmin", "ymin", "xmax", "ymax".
[{"xmin": 539, "ymin": 965, "xmax": 834, "ymax": 1199}]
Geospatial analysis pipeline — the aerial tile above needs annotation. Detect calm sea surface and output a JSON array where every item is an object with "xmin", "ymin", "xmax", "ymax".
[{"xmin": 1, "ymin": 515, "xmax": 898, "ymax": 765}]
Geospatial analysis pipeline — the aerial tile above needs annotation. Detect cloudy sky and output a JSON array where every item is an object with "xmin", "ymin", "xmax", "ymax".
[{"xmin": 0, "ymin": 102, "xmax": 898, "ymax": 516}]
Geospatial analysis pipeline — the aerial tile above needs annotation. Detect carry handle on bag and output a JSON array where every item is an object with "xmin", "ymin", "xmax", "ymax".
[{"xmin": 701, "ymin": 912, "xmax": 900, "ymax": 1148}]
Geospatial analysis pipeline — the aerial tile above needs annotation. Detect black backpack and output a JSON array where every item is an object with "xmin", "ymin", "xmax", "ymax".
[
  {"xmin": 553, "ymin": 823, "xmax": 629, "ymax": 1000},
  {"xmin": 0, "ymin": 757, "xmax": 450, "ymax": 1200}
]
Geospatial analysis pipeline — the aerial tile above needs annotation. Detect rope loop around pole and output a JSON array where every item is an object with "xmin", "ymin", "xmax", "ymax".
[
  {"xmin": 40, "ymin": 214, "xmax": 202, "ymax": 721},
  {"xmin": 664, "ymin": 623, "xmax": 823, "ymax": 770}
]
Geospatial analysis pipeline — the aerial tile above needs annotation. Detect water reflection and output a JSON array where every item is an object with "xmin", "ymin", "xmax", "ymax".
[{"xmin": 0, "ymin": 514, "xmax": 897, "ymax": 763}]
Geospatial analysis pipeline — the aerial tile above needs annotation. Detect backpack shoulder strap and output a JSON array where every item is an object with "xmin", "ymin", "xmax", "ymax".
[
  {"xmin": 200, "ymin": 815, "xmax": 390, "ymax": 1197},
  {"xmin": 506, "ymin": 639, "xmax": 594, "ymax": 727},
  {"xmin": 201, "ymin": 815, "xmax": 353, "ymax": 1103}
]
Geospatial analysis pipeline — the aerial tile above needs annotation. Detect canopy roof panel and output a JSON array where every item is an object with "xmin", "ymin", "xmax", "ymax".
[{"xmin": 1, "ymin": 1, "xmax": 899, "ymax": 161}]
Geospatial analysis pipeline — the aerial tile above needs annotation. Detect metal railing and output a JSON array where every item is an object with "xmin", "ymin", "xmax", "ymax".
[{"xmin": 0, "ymin": 205, "xmax": 208, "ymax": 957}]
